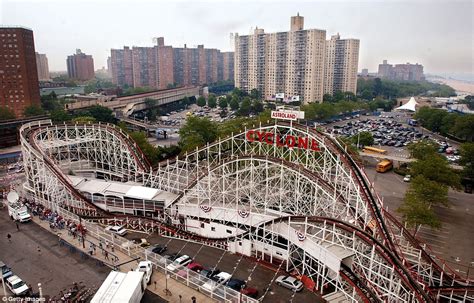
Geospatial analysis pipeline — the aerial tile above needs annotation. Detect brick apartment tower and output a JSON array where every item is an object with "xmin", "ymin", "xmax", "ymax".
[
  {"xmin": 110, "ymin": 38, "xmax": 233, "ymax": 89},
  {"xmin": 66, "ymin": 49, "xmax": 95, "ymax": 81},
  {"xmin": 324, "ymin": 34, "xmax": 360, "ymax": 95},
  {"xmin": 35, "ymin": 52, "xmax": 50, "ymax": 81},
  {"xmin": 234, "ymin": 14, "xmax": 360, "ymax": 103},
  {"xmin": 0, "ymin": 27, "xmax": 41, "ymax": 118},
  {"xmin": 234, "ymin": 14, "xmax": 327, "ymax": 103}
]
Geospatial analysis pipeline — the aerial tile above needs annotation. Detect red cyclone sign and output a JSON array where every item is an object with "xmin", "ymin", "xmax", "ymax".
[{"xmin": 246, "ymin": 130, "xmax": 320, "ymax": 151}]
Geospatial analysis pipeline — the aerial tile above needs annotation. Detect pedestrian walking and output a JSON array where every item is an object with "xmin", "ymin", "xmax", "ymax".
[
  {"xmin": 191, "ymin": 296, "xmax": 196, "ymax": 303},
  {"xmin": 37, "ymin": 246, "xmax": 41, "ymax": 255},
  {"xmin": 105, "ymin": 241, "xmax": 109, "ymax": 249},
  {"xmin": 7, "ymin": 233, "xmax": 11, "ymax": 243},
  {"xmin": 16, "ymin": 221, "xmax": 19, "ymax": 231},
  {"xmin": 104, "ymin": 250, "xmax": 109, "ymax": 260}
]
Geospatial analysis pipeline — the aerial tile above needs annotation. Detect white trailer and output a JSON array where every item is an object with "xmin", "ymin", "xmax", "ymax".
[
  {"xmin": 90, "ymin": 271, "xmax": 146, "ymax": 303},
  {"xmin": 7, "ymin": 192, "xmax": 31, "ymax": 222}
]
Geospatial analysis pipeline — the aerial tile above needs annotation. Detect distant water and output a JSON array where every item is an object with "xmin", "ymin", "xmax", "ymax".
[{"xmin": 432, "ymin": 73, "xmax": 474, "ymax": 83}]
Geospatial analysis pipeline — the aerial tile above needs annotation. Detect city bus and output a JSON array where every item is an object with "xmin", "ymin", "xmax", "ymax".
[
  {"xmin": 376, "ymin": 159, "xmax": 393, "ymax": 173},
  {"xmin": 362, "ymin": 146, "xmax": 387, "ymax": 155}
]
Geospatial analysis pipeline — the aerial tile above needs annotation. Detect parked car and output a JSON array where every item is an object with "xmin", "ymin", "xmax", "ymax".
[
  {"xmin": 163, "ymin": 253, "xmax": 181, "ymax": 261},
  {"xmin": 0, "ymin": 261, "xmax": 13, "ymax": 280},
  {"xmin": 403, "ymin": 175, "xmax": 411, "ymax": 182},
  {"xmin": 150, "ymin": 244, "xmax": 167, "ymax": 255},
  {"xmin": 241, "ymin": 287, "xmax": 259, "ymax": 298},
  {"xmin": 105, "ymin": 225, "xmax": 127, "ymax": 236},
  {"xmin": 200, "ymin": 268, "xmax": 221, "ymax": 279},
  {"xmin": 136, "ymin": 261, "xmax": 153, "ymax": 285},
  {"xmin": 226, "ymin": 278, "xmax": 246, "ymax": 291},
  {"xmin": 166, "ymin": 255, "xmax": 192, "ymax": 271},
  {"xmin": 275, "ymin": 275, "xmax": 304, "ymax": 292},
  {"xmin": 131, "ymin": 238, "xmax": 151, "ymax": 248},
  {"xmin": 5, "ymin": 275, "xmax": 29, "ymax": 296},
  {"xmin": 187, "ymin": 262, "xmax": 204, "ymax": 273},
  {"xmin": 200, "ymin": 272, "xmax": 232, "ymax": 292}
]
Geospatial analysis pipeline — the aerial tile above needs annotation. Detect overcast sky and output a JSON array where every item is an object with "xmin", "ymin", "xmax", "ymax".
[{"xmin": 1, "ymin": 0, "xmax": 473, "ymax": 77}]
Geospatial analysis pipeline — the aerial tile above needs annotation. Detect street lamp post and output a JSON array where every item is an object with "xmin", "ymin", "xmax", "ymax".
[
  {"xmin": 38, "ymin": 283, "xmax": 43, "ymax": 299},
  {"xmin": 1, "ymin": 273, "xmax": 6, "ymax": 298}
]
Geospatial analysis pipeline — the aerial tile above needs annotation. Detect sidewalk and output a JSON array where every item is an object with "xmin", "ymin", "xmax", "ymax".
[{"xmin": 32, "ymin": 216, "xmax": 213, "ymax": 303}]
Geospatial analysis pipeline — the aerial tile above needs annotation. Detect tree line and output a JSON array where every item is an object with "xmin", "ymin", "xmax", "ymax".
[
  {"xmin": 357, "ymin": 78, "xmax": 456, "ymax": 100},
  {"xmin": 414, "ymin": 107, "xmax": 474, "ymax": 142}
]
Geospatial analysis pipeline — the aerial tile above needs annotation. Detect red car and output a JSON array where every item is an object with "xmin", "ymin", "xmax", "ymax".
[
  {"xmin": 187, "ymin": 262, "xmax": 204, "ymax": 273},
  {"xmin": 241, "ymin": 287, "xmax": 259, "ymax": 299}
]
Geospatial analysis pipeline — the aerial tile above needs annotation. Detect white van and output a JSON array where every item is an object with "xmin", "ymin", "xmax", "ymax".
[
  {"xmin": 105, "ymin": 225, "xmax": 128, "ymax": 236},
  {"xmin": 6, "ymin": 275, "xmax": 30, "ymax": 296},
  {"xmin": 166, "ymin": 255, "xmax": 192, "ymax": 271}
]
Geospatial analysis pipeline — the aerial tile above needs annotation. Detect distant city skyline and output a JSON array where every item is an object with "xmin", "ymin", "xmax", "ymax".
[{"xmin": 1, "ymin": 0, "xmax": 472, "ymax": 76}]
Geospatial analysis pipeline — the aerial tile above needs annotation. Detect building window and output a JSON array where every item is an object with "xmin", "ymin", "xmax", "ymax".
[{"xmin": 200, "ymin": 223, "xmax": 204, "ymax": 228}]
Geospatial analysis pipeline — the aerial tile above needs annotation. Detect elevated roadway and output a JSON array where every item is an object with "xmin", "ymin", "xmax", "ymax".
[{"xmin": 66, "ymin": 86, "xmax": 200, "ymax": 117}]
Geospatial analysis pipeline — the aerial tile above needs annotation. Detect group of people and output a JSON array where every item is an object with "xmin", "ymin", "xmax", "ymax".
[{"xmin": 24, "ymin": 199, "xmax": 88, "ymax": 238}]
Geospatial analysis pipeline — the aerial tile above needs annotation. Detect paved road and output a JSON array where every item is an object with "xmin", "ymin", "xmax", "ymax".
[
  {"xmin": 0, "ymin": 206, "xmax": 109, "ymax": 299},
  {"xmin": 362, "ymin": 159, "xmax": 474, "ymax": 278},
  {"xmin": 0, "ymin": 205, "xmax": 165, "ymax": 302},
  {"xmin": 127, "ymin": 232, "xmax": 324, "ymax": 303}
]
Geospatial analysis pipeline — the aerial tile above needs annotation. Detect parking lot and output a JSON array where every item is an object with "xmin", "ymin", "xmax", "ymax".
[
  {"xmin": 125, "ymin": 232, "xmax": 324, "ymax": 303},
  {"xmin": 326, "ymin": 112, "xmax": 461, "ymax": 164},
  {"xmin": 362, "ymin": 159, "xmax": 474, "ymax": 279}
]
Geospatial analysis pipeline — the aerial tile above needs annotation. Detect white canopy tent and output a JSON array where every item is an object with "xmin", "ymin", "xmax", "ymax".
[{"xmin": 395, "ymin": 97, "xmax": 418, "ymax": 112}]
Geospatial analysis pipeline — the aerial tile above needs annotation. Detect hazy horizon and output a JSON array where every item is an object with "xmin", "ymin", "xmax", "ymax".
[{"xmin": 1, "ymin": 0, "xmax": 472, "ymax": 76}]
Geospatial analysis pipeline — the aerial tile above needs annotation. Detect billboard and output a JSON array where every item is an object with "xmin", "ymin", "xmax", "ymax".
[
  {"xmin": 275, "ymin": 93, "xmax": 285, "ymax": 99},
  {"xmin": 271, "ymin": 110, "xmax": 305, "ymax": 121}
]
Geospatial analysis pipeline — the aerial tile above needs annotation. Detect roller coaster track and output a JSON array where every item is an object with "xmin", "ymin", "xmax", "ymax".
[{"xmin": 20, "ymin": 121, "xmax": 472, "ymax": 302}]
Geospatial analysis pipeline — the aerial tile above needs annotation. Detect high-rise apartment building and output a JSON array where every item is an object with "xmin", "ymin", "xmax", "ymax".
[
  {"xmin": 324, "ymin": 34, "xmax": 360, "ymax": 95},
  {"xmin": 66, "ymin": 49, "xmax": 95, "ymax": 81},
  {"xmin": 377, "ymin": 60, "xmax": 424, "ymax": 81},
  {"xmin": 35, "ymin": 52, "xmax": 50, "ymax": 81},
  {"xmin": 110, "ymin": 47, "xmax": 133, "ymax": 87},
  {"xmin": 0, "ymin": 26, "xmax": 41, "ymax": 118},
  {"xmin": 110, "ymin": 38, "xmax": 233, "ymax": 90},
  {"xmin": 235, "ymin": 15, "xmax": 359, "ymax": 103}
]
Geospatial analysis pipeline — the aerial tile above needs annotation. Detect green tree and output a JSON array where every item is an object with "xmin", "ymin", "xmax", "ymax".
[
  {"xmin": 252, "ymin": 100, "xmax": 264, "ymax": 113},
  {"xmin": 50, "ymin": 109, "xmax": 71, "ymax": 122},
  {"xmin": 398, "ymin": 175, "xmax": 447, "ymax": 233},
  {"xmin": 239, "ymin": 97, "xmax": 252, "ymax": 116},
  {"xmin": 332, "ymin": 91, "xmax": 345, "ymax": 102},
  {"xmin": 351, "ymin": 131, "xmax": 374, "ymax": 147},
  {"xmin": 85, "ymin": 105, "xmax": 115, "ymax": 123},
  {"xmin": 229, "ymin": 97, "xmax": 239, "ymax": 111},
  {"xmin": 73, "ymin": 116, "xmax": 96, "ymax": 123},
  {"xmin": 197, "ymin": 96, "xmax": 206, "ymax": 107},
  {"xmin": 323, "ymin": 94, "xmax": 333, "ymax": 102},
  {"xmin": 24, "ymin": 105, "xmax": 45, "ymax": 117},
  {"xmin": 219, "ymin": 98, "xmax": 228, "ymax": 109},
  {"xmin": 451, "ymin": 115, "xmax": 474, "ymax": 141},
  {"xmin": 179, "ymin": 116, "xmax": 218, "ymax": 151},
  {"xmin": 459, "ymin": 142, "xmax": 474, "ymax": 180},
  {"xmin": 250, "ymin": 89, "xmax": 261, "ymax": 100},
  {"xmin": 407, "ymin": 141, "xmax": 438, "ymax": 160},
  {"xmin": 0, "ymin": 107, "xmax": 16, "ymax": 121},
  {"xmin": 129, "ymin": 131, "xmax": 159, "ymax": 165},
  {"xmin": 207, "ymin": 95, "xmax": 217, "ymax": 108},
  {"xmin": 409, "ymin": 151, "xmax": 460, "ymax": 189}
]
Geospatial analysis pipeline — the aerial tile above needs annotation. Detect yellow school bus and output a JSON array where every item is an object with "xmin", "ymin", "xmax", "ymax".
[
  {"xmin": 376, "ymin": 159, "xmax": 393, "ymax": 173},
  {"xmin": 363, "ymin": 146, "xmax": 387, "ymax": 155}
]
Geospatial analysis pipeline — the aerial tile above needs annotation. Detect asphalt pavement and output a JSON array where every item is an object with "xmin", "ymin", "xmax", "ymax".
[
  {"xmin": 362, "ymin": 159, "xmax": 474, "ymax": 279},
  {"xmin": 127, "ymin": 232, "xmax": 324, "ymax": 303}
]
